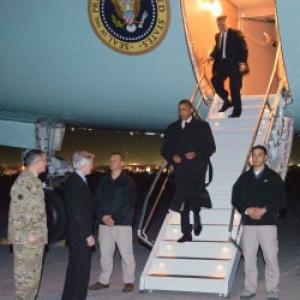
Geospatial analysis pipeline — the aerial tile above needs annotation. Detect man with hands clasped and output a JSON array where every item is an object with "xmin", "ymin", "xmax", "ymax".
[
  {"xmin": 232, "ymin": 145, "xmax": 286, "ymax": 300},
  {"xmin": 90, "ymin": 153, "xmax": 137, "ymax": 293}
]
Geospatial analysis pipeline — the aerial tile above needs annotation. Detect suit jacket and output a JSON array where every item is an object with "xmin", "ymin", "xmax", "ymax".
[
  {"xmin": 65, "ymin": 172, "xmax": 93, "ymax": 241},
  {"xmin": 210, "ymin": 28, "xmax": 248, "ymax": 72}
]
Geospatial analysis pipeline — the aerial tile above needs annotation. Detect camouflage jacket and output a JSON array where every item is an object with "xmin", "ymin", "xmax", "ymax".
[{"xmin": 8, "ymin": 170, "xmax": 48, "ymax": 245}]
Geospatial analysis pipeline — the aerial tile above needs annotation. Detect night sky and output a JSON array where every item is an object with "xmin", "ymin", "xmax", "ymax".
[
  {"xmin": 0, "ymin": 127, "xmax": 299, "ymax": 168},
  {"xmin": 0, "ymin": 127, "xmax": 164, "ymax": 168}
]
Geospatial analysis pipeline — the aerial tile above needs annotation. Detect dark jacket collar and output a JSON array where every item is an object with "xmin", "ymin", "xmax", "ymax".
[
  {"xmin": 176, "ymin": 116, "xmax": 198, "ymax": 126},
  {"xmin": 218, "ymin": 28, "xmax": 234, "ymax": 37},
  {"xmin": 107, "ymin": 171, "xmax": 126, "ymax": 182},
  {"xmin": 72, "ymin": 172, "xmax": 87, "ymax": 184},
  {"xmin": 248, "ymin": 165, "xmax": 270, "ymax": 178}
]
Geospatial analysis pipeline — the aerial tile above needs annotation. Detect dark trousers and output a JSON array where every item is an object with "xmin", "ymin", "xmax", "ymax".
[
  {"xmin": 211, "ymin": 60, "xmax": 243, "ymax": 115},
  {"xmin": 180, "ymin": 202, "xmax": 201, "ymax": 235},
  {"xmin": 61, "ymin": 234, "xmax": 92, "ymax": 300}
]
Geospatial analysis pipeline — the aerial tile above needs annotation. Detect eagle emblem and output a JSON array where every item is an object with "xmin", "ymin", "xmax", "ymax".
[
  {"xmin": 88, "ymin": 0, "xmax": 170, "ymax": 55},
  {"xmin": 111, "ymin": 0, "xmax": 148, "ymax": 33}
]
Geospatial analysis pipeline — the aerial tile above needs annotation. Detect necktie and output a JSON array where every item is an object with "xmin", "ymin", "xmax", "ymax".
[
  {"xmin": 219, "ymin": 33, "xmax": 223, "ymax": 50},
  {"xmin": 221, "ymin": 33, "xmax": 226, "ymax": 58}
]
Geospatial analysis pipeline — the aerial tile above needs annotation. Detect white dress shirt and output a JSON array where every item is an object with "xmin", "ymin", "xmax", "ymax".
[
  {"xmin": 76, "ymin": 170, "xmax": 87, "ymax": 183},
  {"xmin": 220, "ymin": 31, "xmax": 227, "ymax": 59},
  {"xmin": 181, "ymin": 116, "xmax": 192, "ymax": 129}
]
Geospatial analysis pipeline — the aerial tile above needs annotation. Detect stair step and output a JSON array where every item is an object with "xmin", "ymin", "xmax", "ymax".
[
  {"xmin": 156, "ymin": 256, "xmax": 230, "ymax": 261},
  {"xmin": 163, "ymin": 224, "xmax": 236, "ymax": 241},
  {"xmin": 168, "ymin": 210, "xmax": 240, "ymax": 225},
  {"xmin": 208, "ymin": 189, "xmax": 232, "ymax": 195},
  {"xmin": 212, "ymin": 173, "xmax": 244, "ymax": 185},
  {"xmin": 208, "ymin": 179, "xmax": 239, "ymax": 190},
  {"xmin": 149, "ymin": 273, "xmax": 225, "ymax": 279},
  {"xmin": 212, "ymin": 155, "xmax": 246, "ymax": 162},
  {"xmin": 148, "ymin": 258, "xmax": 228, "ymax": 278},
  {"xmin": 213, "ymin": 139, "xmax": 253, "ymax": 145},
  {"xmin": 212, "ymin": 130, "xmax": 254, "ymax": 137},
  {"xmin": 212, "ymin": 146, "xmax": 250, "ymax": 156},
  {"xmin": 141, "ymin": 275, "xmax": 225, "ymax": 293},
  {"xmin": 213, "ymin": 135, "xmax": 264, "ymax": 145},
  {"xmin": 214, "ymin": 94, "xmax": 275, "ymax": 103},
  {"xmin": 210, "ymin": 119, "xmax": 256, "ymax": 133},
  {"xmin": 157, "ymin": 241, "xmax": 235, "ymax": 260},
  {"xmin": 210, "ymin": 107, "xmax": 270, "ymax": 119},
  {"xmin": 210, "ymin": 159, "xmax": 245, "ymax": 168},
  {"xmin": 209, "ymin": 167, "xmax": 243, "ymax": 177}
]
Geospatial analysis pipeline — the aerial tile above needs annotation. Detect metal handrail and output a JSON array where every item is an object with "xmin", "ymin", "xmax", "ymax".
[
  {"xmin": 228, "ymin": 41, "xmax": 285, "ymax": 250},
  {"xmin": 137, "ymin": 160, "xmax": 167, "ymax": 247},
  {"xmin": 262, "ymin": 79, "xmax": 285, "ymax": 145},
  {"xmin": 191, "ymin": 62, "xmax": 215, "ymax": 110}
]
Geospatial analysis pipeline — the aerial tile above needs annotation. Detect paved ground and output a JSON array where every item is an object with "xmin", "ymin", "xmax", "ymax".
[{"xmin": 1, "ymin": 198, "xmax": 300, "ymax": 300}]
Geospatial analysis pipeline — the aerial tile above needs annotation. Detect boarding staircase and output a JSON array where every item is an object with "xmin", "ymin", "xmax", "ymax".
[{"xmin": 138, "ymin": 45, "xmax": 294, "ymax": 297}]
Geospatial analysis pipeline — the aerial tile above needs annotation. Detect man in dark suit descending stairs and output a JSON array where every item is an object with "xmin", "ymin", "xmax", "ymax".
[{"xmin": 209, "ymin": 15, "xmax": 249, "ymax": 118}]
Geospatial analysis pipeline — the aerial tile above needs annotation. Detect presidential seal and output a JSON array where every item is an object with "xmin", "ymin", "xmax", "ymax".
[{"xmin": 88, "ymin": 0, "xmax": 170, "ymax": 55}]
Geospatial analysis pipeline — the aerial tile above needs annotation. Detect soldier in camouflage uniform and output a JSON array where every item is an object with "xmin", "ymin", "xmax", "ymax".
[{"xmin": 8, "ymin": 149, "xmax": 48, "ymax": 300}]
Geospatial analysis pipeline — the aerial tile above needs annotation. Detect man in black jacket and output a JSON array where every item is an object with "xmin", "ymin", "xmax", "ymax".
[
  {"xmin": 209, "ymin": 15, "xmax": 248, "ymax": 118},
  {"xmin": 232, "ymin": 145, "xmax": 286, "ymax": 300},
  {"xmin": 61, "ymin": 151, "xmax": 95, "ymax": 300},
  {"xmin": 161, "ymin": 99, "xmax": 216, "ymax": 243},
  {"xmin": 90, "ymin": 153, "xmax": 137, "ymax": 293}
]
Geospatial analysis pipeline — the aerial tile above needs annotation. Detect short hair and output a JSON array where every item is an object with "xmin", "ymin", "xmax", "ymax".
[
  {"xmin": 22, "ymin": 149, "xmax": 46, "ymax": 167},
  {"xmin": 217, "ymin": 15, "xmax": 227, "ymax": 22},
  {"xmin": 72, "ymin": 151, "xmax": 95, "ymax": 170},
  {"xmin": 251, "ymin": 145, "xmax": 268, "ymax": 156},
  {"xmin": 110, "ymin": 152, "xmax": 124, "ymax": 161},
  {"xmin": 178, "ymin": 99, "xmax": 193, "ymax": 109}
]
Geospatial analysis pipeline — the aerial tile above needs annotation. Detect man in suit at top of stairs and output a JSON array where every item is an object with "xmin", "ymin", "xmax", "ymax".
[{"xmin": 209, "ymin": 15, "xmax": 249, "ymax": 118}]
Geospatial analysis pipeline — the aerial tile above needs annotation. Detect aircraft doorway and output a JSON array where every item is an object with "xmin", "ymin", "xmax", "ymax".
[
  {"xmin": 181, "ymin": 0, "xmax": 283, "ymax": 97},
  {"xmin": 241, "ymin": 15, "xmax": 278, "ymax": 95}
]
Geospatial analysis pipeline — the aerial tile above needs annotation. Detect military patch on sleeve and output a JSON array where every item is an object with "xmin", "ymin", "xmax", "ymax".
[{"xmin": 88, "ymin": 0, "xmax": 170, "ymax": 55}]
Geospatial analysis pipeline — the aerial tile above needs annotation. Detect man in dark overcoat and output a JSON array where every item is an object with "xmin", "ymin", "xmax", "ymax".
[{"xmin": 161, "ymin": 99, "xmax": 216, "ymax": 242}]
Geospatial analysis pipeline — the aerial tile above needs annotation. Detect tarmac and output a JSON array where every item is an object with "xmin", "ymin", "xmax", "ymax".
[{"xmin": 1, "ymin": 198, "xmax": 300, "ymax": 300}]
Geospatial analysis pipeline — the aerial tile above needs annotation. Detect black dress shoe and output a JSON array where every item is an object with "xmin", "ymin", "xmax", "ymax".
[
  {"xmin": 228, "ymin": 112, "xmax": 241, "ymax": 118},
  {"xmin": 194, "ymin": 216, "xmax": 202, "ymax": 236},
  {"xmin": 218, "ymin": 102, "xmax": 233, "ymax": 113},
  {"xmin": 89, "ymin": 282, "xmax": 109, "ymax": 290},
  {"xmin": 177, "ymin": 234, "xmax": 192, "ymax": 243},
  {"xmin": 122, "ymin": 283, "xmax": 134, "ymax": 292}
]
